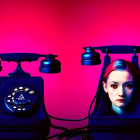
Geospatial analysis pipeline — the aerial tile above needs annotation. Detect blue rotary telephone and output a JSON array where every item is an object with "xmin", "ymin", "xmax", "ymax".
[{"xmin": 81, "ymin": 45, "xmax": 140, "ymax": 140}]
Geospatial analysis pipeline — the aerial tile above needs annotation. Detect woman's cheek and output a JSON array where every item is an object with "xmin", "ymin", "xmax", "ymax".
[
  {"xmin": 108, "ymin": 88, "xmax": 115, "ymax": 93},
  {"xmin": 108, "ymin": 93, "xmax": 115, "ymax": 101},
  {"xmin": 126, "ymin": 89, "xmax": 134, "ymax": 96}
]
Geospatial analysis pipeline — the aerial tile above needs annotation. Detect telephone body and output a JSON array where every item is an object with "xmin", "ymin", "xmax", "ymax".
[
  {"xmin": 0, "ymin": 53, "xmax": 60, "ymax": 139},
  {"xmin": 81, "ymin": 45, "xmax": 140, "ymax": 140}
]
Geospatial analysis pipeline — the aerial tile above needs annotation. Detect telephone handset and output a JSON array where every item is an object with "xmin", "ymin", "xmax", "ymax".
[{"xmin": 0, "ymin": 53, "xmax": 61, "ymax": 139}]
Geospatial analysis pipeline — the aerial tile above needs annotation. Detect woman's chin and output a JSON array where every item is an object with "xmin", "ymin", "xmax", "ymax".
[{"xmin": 116, "ymin": 102, "xmax": 128, "ymax": 108}]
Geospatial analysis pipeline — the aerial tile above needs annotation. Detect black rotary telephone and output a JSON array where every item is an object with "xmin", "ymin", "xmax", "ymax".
[{"xmin": 0, "ymin": 53, "xmax": 61, "ymax": 140}]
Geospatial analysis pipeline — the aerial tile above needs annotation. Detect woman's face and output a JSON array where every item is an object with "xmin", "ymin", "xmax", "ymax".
[{"xmin": 103, "ymin": 70, "xmax": 135, "ymax": 108}]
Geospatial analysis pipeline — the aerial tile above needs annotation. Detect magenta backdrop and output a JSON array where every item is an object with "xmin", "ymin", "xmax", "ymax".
[{"xmin": 0, "ymin": 0, "xmax": 140, "ymax": 138}]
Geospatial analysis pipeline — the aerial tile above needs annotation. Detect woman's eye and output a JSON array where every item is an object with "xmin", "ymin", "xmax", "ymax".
[
  {"xmin": 110, "ymin": 84, "xmax": 118, "ymax": 89},
  {"xmin": 126, "ymin": 84, "xmax": 133, "ymax": 89}
]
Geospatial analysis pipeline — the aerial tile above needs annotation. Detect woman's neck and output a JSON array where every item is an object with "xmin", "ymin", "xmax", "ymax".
[{"xmin": 112, "ymin": 103, "xmax": 126, "ymax": 115}]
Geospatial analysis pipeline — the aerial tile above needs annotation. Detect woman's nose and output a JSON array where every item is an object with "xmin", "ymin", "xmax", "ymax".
[{"xmin": 118, "ymin": 86, "xmax": 124, "ymax": 96}]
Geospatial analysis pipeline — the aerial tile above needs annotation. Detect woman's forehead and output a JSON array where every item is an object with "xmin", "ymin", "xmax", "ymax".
[{"xmin": 107, "ymin": 70, "xmax": 133, "ymax": 83}]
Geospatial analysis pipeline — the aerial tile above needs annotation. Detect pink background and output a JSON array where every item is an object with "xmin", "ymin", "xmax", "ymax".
[{"xmin": 0, "ymin": 0, "xmax": 140, "ymax": 138}]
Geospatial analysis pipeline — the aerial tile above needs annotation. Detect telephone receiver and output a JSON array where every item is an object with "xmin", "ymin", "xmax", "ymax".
[
  {"xmin": 81, "ymin": 45, "xmax": 140, "ymax": 69},
  {"xmin": 0, "ymin": 53, "xmax": 61, "ymax": 140}
]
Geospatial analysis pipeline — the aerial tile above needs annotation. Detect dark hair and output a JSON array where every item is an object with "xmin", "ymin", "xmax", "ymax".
[{"xmin": 94, "ymin": 59, "xmax": 140, "ymax": 116}]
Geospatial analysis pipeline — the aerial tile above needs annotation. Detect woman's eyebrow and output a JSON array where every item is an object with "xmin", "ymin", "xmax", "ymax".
[
  {"xmin": 124, "ymin": 81, "xmax": 134, "ymax": 84},
  {"xmin": 109, "ymin": 81, "xmax": 118, "ymax": 84}
]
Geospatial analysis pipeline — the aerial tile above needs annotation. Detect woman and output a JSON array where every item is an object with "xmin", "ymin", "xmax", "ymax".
[{"xmin": 93, "ymin": 59, "xmax": 140, "ymax": 117}]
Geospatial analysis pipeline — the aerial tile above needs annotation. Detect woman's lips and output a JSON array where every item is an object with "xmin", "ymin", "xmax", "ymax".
[{"xmin": 117, "ymin": 99, "xmax": 126, "ymax": 102}]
